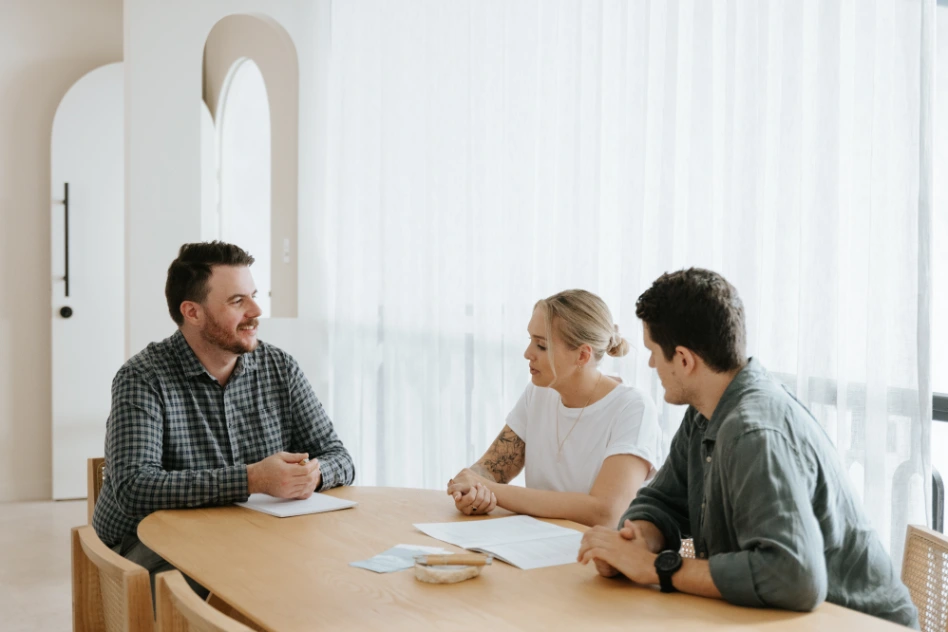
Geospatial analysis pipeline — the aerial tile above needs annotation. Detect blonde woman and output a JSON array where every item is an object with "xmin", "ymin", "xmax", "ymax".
[{"xmin": 447, "ymin": 290, "xmax": 661, "ymax": 527}]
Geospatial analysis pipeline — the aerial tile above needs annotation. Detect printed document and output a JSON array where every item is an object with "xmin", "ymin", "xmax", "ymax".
[{"xmin": 413, "ymin": 515, "xmax": 582, "ymax": 569}]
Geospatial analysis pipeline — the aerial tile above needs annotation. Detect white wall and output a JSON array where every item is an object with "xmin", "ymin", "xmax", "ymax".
[
  {"xmin": 125, "ymin": 0, "xmax": 330, "ymax": 358},
  {"xmin": 0, "ymin": 0, "xmax": 123, "ymax": 502}
]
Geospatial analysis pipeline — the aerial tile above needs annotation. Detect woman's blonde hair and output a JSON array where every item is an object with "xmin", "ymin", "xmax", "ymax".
[{"xmin": 535, "ymin": 289, "xmax": 629, "ymax": 373}]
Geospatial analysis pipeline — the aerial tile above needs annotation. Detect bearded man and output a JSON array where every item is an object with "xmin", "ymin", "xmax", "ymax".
[{"xmin": 92, "ymin": 241, "xmax": 354, "ymax": 596}]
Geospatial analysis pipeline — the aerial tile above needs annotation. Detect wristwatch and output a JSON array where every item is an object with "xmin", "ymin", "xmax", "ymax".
[{"xmin": 654, "ymin": 550, "xmax": 683, "ymax": 593}]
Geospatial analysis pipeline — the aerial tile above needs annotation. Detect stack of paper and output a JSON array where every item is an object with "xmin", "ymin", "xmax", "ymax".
[
  {"xmin": 236, "ymin": 492, "xmax": 357, "ymax": 517},
  {"xmin": 413, "ymin": 515, "xmax": 582, "ymax": 570}
]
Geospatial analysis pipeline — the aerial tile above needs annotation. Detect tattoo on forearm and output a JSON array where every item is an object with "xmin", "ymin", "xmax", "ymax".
[{"xmin": 475, "ymin": 426, "xmax": 526, "ymax": 483}]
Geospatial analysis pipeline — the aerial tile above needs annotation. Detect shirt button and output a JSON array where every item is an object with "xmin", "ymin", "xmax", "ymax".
[
  {"xmin": 705, "ymin": 456, "xmax": 712, "ymax": 463},
  {"xmin": 699, "ymin": 552, "xmax": 707, "ymax": 559}
]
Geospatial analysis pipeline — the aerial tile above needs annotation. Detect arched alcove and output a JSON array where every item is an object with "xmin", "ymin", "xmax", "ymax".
[
  {"xmin": 218, "ymin": 58, "xmax": 272, "ymax": 315},
  {"xmin": 202, "ymin": 13, "xmax": 299, "ymax": 318}
]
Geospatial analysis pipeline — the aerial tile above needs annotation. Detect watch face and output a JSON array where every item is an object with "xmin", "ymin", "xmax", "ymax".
[{"xmin": 655, "ymin": 550, "xmax": 682, "ymax": 573}]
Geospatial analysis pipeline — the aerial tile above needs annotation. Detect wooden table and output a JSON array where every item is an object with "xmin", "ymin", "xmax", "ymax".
[{"xmin": 139, "ymin": 486, "xmax": 907, "ymax": 631}]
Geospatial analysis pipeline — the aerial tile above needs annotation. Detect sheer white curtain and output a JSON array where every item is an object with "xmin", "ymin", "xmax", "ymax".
[{"xmin": 321, "ymin": 0, "xmax": 933, "ymax": 561}]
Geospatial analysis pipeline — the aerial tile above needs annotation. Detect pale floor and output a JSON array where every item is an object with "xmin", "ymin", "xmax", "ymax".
[{"xmin": 0, "ymin": 500, "xmax": 86, "ymax": 631}]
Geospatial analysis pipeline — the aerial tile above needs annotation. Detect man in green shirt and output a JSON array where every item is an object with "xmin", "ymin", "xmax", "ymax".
[{"xmin": 578, "ymin": 268, "xmax": 918, "ymax": 628}]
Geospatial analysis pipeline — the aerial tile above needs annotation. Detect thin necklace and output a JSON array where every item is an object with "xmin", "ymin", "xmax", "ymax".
[{"xmin": 556, "ymin": 371, "xmax": 602, "ymax": 459}]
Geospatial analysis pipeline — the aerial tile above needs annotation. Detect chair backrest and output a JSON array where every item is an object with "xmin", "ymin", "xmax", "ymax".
[
  {"xmin": 156, "ymin": 571, "xmax": 253, "ymax": 632},
  {"xmin": 72, "ymin": 525, "xmax": 153, "ymax": 632},
  {"xmin": 902, "ymin": 524, "xmax": 948, "ymax": 632},
  {"xmin": 88, "ymin": 457, "xmax": 106, "ymax": 523}
]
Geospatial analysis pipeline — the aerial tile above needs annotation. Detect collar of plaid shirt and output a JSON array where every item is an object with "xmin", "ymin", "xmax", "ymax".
[{"xmin": 170, "ymin": 329, "xmax": 259, "ymax": 381}]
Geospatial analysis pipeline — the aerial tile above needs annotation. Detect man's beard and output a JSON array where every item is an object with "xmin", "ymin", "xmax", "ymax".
[
  {"xmin": 663, "ymin": 374, "xmax": 691, "ymax": 408},
  {"xmin": 201, "ymin": 312, "xmax": 259, "ymax": 355}
]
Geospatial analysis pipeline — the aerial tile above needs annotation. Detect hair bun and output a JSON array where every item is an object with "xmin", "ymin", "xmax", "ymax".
[{"xmin": 607, "ymin": 326, "xmax": 630, "ymax": 357}]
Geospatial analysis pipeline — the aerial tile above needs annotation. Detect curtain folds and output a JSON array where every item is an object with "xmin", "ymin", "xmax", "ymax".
[{"xmin": 321, "ymin": 0, "xmax": 934, "ymax": 563}]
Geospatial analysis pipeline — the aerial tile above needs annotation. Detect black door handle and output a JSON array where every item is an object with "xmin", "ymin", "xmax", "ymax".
[{"xmin": 62, "ymin": 182, "xmax": 70, "ymax": 297}]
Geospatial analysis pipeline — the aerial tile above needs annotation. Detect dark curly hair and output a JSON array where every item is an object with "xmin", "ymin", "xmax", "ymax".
[
  {"xmin": 165, "ymin": 241, "xmax": 255, "ymax": 325},
  {"xmin": 635, "ymin": 268, "xmax": 746, "ymax": 373}
]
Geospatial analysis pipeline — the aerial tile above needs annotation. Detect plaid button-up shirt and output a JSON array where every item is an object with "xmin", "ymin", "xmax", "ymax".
[{"xmin": 92, "ymin": 330, "xmax": 355, "ymax": 547}]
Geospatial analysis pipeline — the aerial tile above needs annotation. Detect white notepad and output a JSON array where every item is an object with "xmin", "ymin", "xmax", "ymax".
[
  {"xmin": 236, "ymin": 492, "xmax": 357, "ymax": 517},
  {"xmin": 413, "ymin": 515, "xmax": 582, "ymax": 570}
]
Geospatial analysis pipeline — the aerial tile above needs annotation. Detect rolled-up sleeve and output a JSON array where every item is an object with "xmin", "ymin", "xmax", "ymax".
[
  {"xmin": 709, "ymin": 429, "xmax": 827, "ymax": 611},
  {"xmin": 619, "ymin": 420, "xmax": 692, "ymax": 553},
  {"xmin": 287, "ymin": 356, "xmax": 356, "ymax": 489},
  {"xmin": 106, "ymin": 368, "xmax": 249, "ymax": 518}
]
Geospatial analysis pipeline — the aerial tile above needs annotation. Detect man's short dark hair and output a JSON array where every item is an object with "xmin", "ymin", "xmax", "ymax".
[
  {"xmin": 165, "ymin": 241, "xmax": 255, "ymax": 325},
  {"xmin": 635, "ymin": 268, "xmax": 746, "ymax": 373}
]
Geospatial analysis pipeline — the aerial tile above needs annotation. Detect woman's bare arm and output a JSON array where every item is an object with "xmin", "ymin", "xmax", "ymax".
[
  {"xmin": 486, "ymin": 454, "xmax": 650, "ymax": 527},
  {"xmin": 468, "ymin": 425, "xmax": 526, "ymax": 483}
]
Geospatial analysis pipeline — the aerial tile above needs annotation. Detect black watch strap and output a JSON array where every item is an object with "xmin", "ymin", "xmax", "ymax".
[{"xmin": 654, "ymin": 550, "xmax": 683, "ymax": 593}]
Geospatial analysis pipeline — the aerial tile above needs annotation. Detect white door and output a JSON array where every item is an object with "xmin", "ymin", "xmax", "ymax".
[{"xmin": 50, "ymin": 63, "xmax": 124, "ymax": 500}]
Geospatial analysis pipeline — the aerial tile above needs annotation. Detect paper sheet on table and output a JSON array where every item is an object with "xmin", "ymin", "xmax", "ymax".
[
  {"xmin": 413, "ymin": 515, "xmax": 582, "ymax": 570},
  {"xmin": 236, "ymin": 492, "xmax": 357, "ymax": 517},
  {"xmin": 469, "ymin": 532, "xmax": 583, "ymax": 570},
  {"xmin": 350, "ymin": 544, "xmax": 452, "ymax": 573}
]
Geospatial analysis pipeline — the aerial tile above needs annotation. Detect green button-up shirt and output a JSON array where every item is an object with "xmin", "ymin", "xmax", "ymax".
[{"xmin": 621, "ymin": 358, "xmax": 918, "ymax": 628}]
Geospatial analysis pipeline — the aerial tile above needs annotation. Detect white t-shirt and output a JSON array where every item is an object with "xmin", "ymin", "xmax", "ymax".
[{"xmin": 505, "ymin": 381, "xmax": 662, "ymax": 494}]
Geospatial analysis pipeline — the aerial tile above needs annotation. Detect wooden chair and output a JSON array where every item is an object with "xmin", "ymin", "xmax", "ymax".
[
  {"xmin": 902, "ymin": 524, "xmax": 948, "ymax": 632},
  {"xmin": 88, "ymin": 457, "xmax": 107, "ymax": 523},
  {"xmin": 72, "ymin": 525, "xmax": 153, "ymax": 632},
  {"xmin": 156, "ymin": 571, "xmax": 254, "ymax": 632}
]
